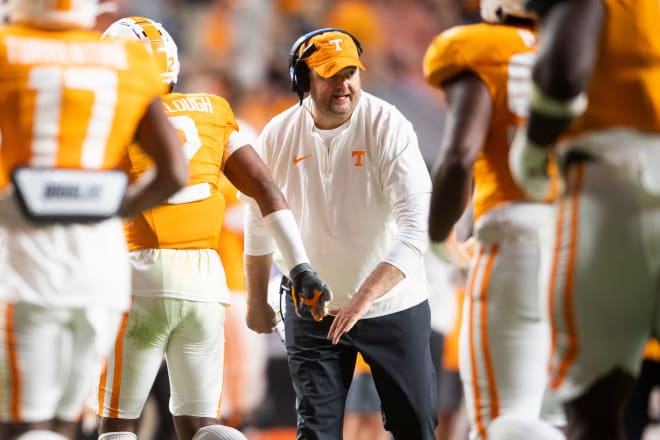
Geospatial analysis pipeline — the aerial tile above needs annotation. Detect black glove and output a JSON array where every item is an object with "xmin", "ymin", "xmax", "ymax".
[{"xmin": 290, "ymin": 263, "xmax": 333, "ymax": 321}]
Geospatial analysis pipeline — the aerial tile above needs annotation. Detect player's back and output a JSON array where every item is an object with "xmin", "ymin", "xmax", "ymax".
[
  {"xmin": 124, "ymin": 92, "xmax": 238, "ymax": 250},
  {"xmin": 423, "ymin": 23, "xmax": 537, "ymax": 221},
  {"xmin": 568, "ymin": 0, "xmax": 660, "ymax": 136},
  {"xmin": 0, "ymin": 23, "xmax": 163, "ymax": 190}
]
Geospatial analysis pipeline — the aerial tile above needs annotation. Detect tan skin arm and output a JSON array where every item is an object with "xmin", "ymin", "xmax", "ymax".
[
  {"xmin": 119, "ymin": 98, "xmax": 188, "ymax": 218},
  {"xmin": 428, "ymin": 71, "xmax": 492, "ymax": 242},
  {"xmin": 244, "ymin": 253, "xmax": 276, "ymax": 333},
  {"xmin": 224, "ymin": 144, "xmax": 291, "ymax": 334}
]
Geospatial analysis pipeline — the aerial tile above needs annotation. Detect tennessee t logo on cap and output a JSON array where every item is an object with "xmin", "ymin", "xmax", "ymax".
[{"xmin": 301, "ymin": 31, "xmax": 366, "ymax": 78}]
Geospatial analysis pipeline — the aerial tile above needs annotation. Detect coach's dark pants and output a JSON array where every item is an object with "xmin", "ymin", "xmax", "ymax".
[{"xmin": 284, "ymin": 287, "xmax": 438, "ymax": 440}]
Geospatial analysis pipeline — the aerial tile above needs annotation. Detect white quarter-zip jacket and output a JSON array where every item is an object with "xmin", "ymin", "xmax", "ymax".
[{"xmin": 245, "ymin": 91, "xmax": 432, "ymax": 318}]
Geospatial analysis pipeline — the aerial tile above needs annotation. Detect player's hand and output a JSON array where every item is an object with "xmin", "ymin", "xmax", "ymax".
[
  {"xmin": 290, "ymin": 263, "xmax": 333, "ymax": 321},
  {"xmin": 430, "ymin": 231, "xmax": 474, "ymax": 269},
  {"xmin": 245, "ymin": 301, "xmax": 276, "ymax": 334},
  {"xmin": 509, "ymin": 127, "xmax": 553, "ymax": 201}
]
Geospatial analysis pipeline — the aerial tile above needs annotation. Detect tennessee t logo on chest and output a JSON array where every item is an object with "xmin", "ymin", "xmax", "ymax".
[{"xmin": 352, "ymin": 150, "xmax": 366, "ymax": 167}]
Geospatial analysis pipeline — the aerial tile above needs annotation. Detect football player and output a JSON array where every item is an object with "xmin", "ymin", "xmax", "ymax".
[
  {"xmin": 0, "ymin": 1, "xmax": 188, "ymax": 439},
  {"xmin": 509, "ymin": 0, "xmax": 660, "ymax": 438},
  {"xmin": 97, "ymin": 16, "xmax": 327, "ymax": 440},
  {"xmin": 423, "ymin": 1, "xmax": 562, "ymax": 438}
]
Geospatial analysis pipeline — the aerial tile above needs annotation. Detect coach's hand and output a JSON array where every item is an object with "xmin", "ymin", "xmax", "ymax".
[
  {"xmin": 328, "ymin": 293, "xmax": 372, "ymax": 345},
  {"xmin": 290, "ymin": 263, "xmax": 333, "ymax": 321}
]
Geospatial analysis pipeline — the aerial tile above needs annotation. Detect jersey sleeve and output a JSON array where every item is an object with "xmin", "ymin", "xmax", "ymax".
[
  {"xmin": 208, "ymin": 94, "xmax": 240, "ymax": 167},
  {"xmin": 423, "ymin": 26, "xmax": 472, "ymax": 88},
  {"xmin": 423, "ymin": 24, "xmax": 534, "ymax": 100}
]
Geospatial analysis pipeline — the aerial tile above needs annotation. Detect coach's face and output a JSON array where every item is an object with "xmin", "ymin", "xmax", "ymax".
[{"xmin": 309, "ymin": 66, "xmax": 361, "ymax": 130}]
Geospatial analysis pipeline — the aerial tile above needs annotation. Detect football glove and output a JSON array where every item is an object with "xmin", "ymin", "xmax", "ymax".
[
  {"xmin": 290, "ymin": 263, "xmax": 333, "ymax": 321},
  {"xmin": 508, "ymin": 127, "xmax": 553, "ymax": 201},
  {"xmin": 430, "ymin": 236, "xmax": 474, "ymax": 269}
]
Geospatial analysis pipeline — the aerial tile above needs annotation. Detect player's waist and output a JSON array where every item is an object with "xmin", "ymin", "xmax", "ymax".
[
  {"xmin": 558, "ymin": 128, "xmax": 660, "ymax": 196},
  {"xmin": 475, "ymin": 202, "xmax": 553, "ymax": 244},
  {"xmin": 125, "ymin": 219, "xmax": 221, "ymax": 250},
  {"xmin": 472, "ymin": 170, "xmax": 528, "ymax": 221},
  {"xmin": 125, "ymin": 197, "xmax": 225, "ymax": 250},
  {"xmin": 126, "ymin": 237, "xmax": 219, "ymax": 251},
  {"xmin": 128, "ymin": 247, "xmax": 230, "ymax": 303},
  {"xmin": 558, "ymin": 128, "xmax": 660, "ymax": 172}
]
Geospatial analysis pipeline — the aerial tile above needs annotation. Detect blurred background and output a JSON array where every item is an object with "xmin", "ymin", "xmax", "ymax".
[{"xmin": 95, "ymin": 0, "xmax": 484, "ymax": 168}]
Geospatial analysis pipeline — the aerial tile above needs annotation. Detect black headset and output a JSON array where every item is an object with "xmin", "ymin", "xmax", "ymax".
[{"xmin": 288, "ymin": 27, "xmax": 363, "ymax": 104}]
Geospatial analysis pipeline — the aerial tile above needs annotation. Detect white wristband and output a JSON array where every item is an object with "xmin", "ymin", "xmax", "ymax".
[
  {"xmin": 243, "ymin": 201, "xmax": 275, "ymax": 256},
  {"xmin": 530, "ymin": 83, "xmax": 588, "ymax": 118},
  {"xmin": 263, "ymin": 209, "xmax": 309, "ymax": 273}
]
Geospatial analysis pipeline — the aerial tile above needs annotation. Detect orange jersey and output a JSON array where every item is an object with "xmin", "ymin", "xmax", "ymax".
[
  {"xmin": 423, "ymin": 23, "xmax": 537, "ymax": 221},
  {"xmin": 566, "ymin": 0, "xmax": 660, "ymax": 137},
  {"xmin": 0, "ymin": 24, "xmax": 163, "ymax": 190},
  {"xmin": 124, "ymin": 92, "xmax": 238, "ymax": 250}
]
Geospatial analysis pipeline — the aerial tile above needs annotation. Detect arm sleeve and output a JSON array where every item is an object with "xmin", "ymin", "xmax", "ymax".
[
  {"xmin": 384, "ymin": 192, "xmax": 431, "ymax": 276},
  {"xmin": 381, "ymin": 116, "xmax": 433, "ymax": 277},
  {"xmin": 221, "ymin": 130, "xmax": 252, "ymax": 170},
  {"xmin": 240, "ymin": 125, "xmax": 274, "ymax": 256},
  {"xmin": 243, "ymin": 198, "xmax": 276, "ymax": 256},
  {"xmin": 243, "ymin": 204, "xmax": 310, "ymax": 274}
]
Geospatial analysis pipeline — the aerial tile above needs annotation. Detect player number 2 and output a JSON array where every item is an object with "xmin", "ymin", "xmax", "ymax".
[{"xmin": 165, "ymin": 114, "xmax": 209, "ymax": 204}]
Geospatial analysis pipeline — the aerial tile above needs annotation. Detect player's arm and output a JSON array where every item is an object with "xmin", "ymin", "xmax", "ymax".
[
  {"xmin": 430, "ymin": 71, "xmax": 492, "ymax": 243},
  {"xmin": 120, "ymin": 98, "xmax": 188, "ymax": 218},
  {"xmin": 525, "ymin": 0, "xmax": 604, "ymax": 147},
  {"xmin": 226, "ymin": 144, "xmax": 332, "ymax": 324},
  {"xmin": 244, "ymin": 252, "xmax": 276, "ymax": 334},
  {"xmin": 226, "ymin": 145, "xmax": 290, "ymax": 334},
  {"xmin": 224, "ymin": 144, "xmax": 288, "ymax": 215},
  {"xmin": 510, "ymin": 0, "xmax": 604, "ymax": 198},
  {"xmin": 225, "ymin": 144, "xmax": 308, "ymax": 276}
]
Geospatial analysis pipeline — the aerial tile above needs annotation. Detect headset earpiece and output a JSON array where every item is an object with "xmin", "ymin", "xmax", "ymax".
[{"xmin": 288, "ymin": 27, "xmax": 363, "ymax": 104}]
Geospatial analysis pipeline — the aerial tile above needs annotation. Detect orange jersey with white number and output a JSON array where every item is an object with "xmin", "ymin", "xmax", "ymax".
[
  {"xmin": 423, "ymin": 23, "xmax": 537, "ymax": 221},
  {"xmin": 123, "ymin": 92, "xmax": 238, "ymax": 250},
  {"xmin": 565, "ymin": 0, "xmax": 660, "ymax": 137},
  {"xmin": 0, "ymin": 24, "xmax": 163, "ymax": 191}
]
